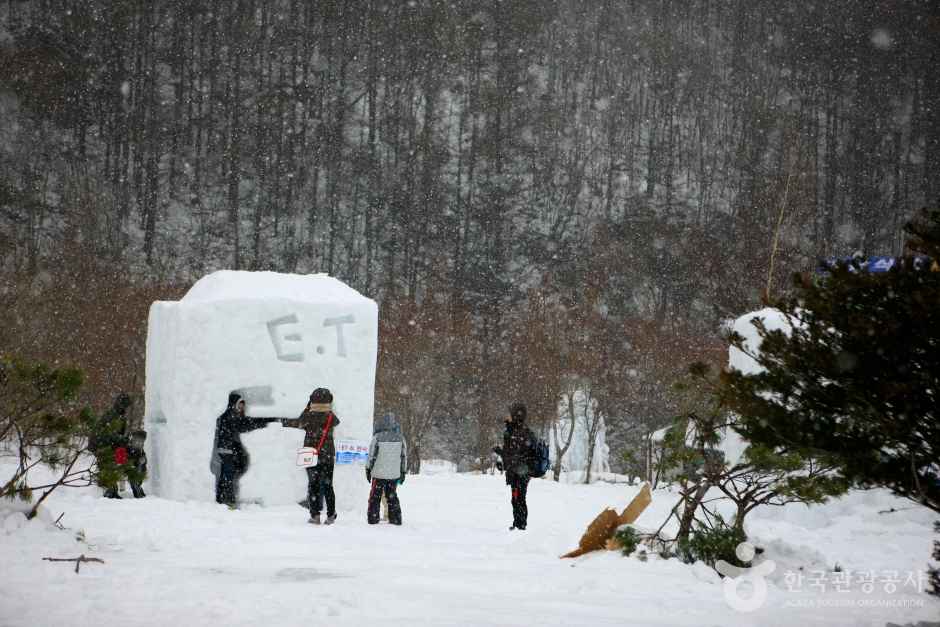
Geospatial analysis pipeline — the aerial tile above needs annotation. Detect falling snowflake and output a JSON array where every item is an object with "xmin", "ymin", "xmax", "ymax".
[{"xmin": 871, "ymin": 29, "xmax": 893, "ymax": 50}]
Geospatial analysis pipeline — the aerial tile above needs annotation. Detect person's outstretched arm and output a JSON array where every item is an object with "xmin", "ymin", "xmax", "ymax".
[
  {"xmin": 366, "ymin": 435, "xmax": 378, "ymax": 482},
  {"xmin": 280, "ymin": 411, "xmax": 305, "ymax": 429},
  {"xmin": 244, "ymin": 417, "xmax": 284, "ymax": 431}
]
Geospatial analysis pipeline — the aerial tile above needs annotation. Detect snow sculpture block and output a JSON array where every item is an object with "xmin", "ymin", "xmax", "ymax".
[{"xmin": 144, "ymin": 271, "xmax": 378, "ymax": 506}]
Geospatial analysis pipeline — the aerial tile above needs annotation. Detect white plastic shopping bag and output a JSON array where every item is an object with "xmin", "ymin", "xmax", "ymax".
[{"xmin": 296, "ymin": 447, "xmax": 318, "ymax": 468}]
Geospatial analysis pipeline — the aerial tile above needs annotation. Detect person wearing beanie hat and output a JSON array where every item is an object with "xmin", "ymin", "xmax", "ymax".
[
  {"xmin": 282, "ymin": 387, "xmax": 341, "ymax": 524},
  {"xmin": 493, "ymin": 401, "xmax": 537, "ymax": 530},
  {"xmin": 307, "ymin": 387, "xmax": 333, "ymax": 411}
]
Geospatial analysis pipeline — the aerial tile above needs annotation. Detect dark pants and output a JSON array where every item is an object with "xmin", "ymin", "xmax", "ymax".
[
  {"xmin": 128, "ymin": 454, "xmax": 146, "ymax": 498},
  {"xmin": 367, "ymin": 479, "xmax": 401, "ymax": 525},
  {"xmin": 508, "ymin": 474, "xmax": 529, "ymax": 529},
  {"xmin": 216, "ymin": 454, "xmax": 238, "ymax": 505},
  {"xmin": 306, "ymin": 463, "xmax": 336, "ymax": 517},
  {"xmin": 129, "ymin": 480, "xmax": 146, "ymax": 499}
]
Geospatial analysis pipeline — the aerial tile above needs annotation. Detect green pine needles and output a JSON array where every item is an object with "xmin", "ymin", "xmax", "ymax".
[
  {"xmin": 613, "ymin": 525, "xmax": 641, "ymax": 556},
  {"xmin": 0, "ymin": 354, "xmax": 96, "ymax": 519},
  {"xmin": 677, "ymin": 517, "xmax": 747, "ymax": 570},
  {"xmin": 721, "ymin": 217, "xmax": 939, "ymax": 515},
  {"xmin": 719, "ymin": 206, "xmax": 939, "ymax": 595}
]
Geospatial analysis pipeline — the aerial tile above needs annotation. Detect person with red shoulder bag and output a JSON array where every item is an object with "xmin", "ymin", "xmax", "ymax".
[{"xmin": 282, "ymin": 388, "xmax": 341, "ymax": 525}]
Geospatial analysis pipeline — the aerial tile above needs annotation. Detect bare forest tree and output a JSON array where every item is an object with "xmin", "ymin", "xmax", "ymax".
[
  {"xmin": 1, "ymin": 0, "xmax": 936, "ymax": 471},
  {"xmin": 551, "ymin": 393, "xmax": 576, "ymax": 482}
]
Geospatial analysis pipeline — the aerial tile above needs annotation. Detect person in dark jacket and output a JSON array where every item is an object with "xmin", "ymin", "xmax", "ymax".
[
  {"xmin": 493, "ymin": 401, "xmax": 536, "ymax": 530},
  {"xmin": 365, "ymin": 412, "xmax": 407, "ymax": 525},
  {"xmin": 213, "ymin": 392, "xmax": 277, "ymax": 506},
  {"xmin": 126, "ymin": 429, "xmax": 148, "ymax": 498},
  {"xmin": 282, "ymin": 388, "xmax": 341, "ymax": 524},
  {"xmin": 90, "ymin": 393, "xmax": 132, "ymax": 498}
]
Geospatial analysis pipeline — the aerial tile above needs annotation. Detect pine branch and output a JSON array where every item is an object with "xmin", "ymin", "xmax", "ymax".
[{"xmin": 27, "ymin": 449, "xmax": 83, "ymax": 520}]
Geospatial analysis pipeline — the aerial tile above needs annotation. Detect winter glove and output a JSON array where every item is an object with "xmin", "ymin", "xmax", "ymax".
[
  {"xmin": 398, "ymin": 473, "xmax": 405, "ymax": 486},
  {"xmin": 365, "ymin": 468, "xmax": 372, "ymax": 483}
]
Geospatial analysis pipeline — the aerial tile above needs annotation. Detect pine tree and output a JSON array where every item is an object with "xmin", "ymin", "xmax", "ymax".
[
  {"xmin": 644, "ymin": 364, "xmax": 847, "ymax": 571},
  {"xmin": 720, "ymin": 207, "xmax": 939, "ymax": 594},
  {"xmin": 0, "ymin": 355, "xmax": 96, "ymax": 519}
]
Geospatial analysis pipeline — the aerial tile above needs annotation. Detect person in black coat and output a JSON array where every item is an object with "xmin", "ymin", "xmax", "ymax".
[
  {"xmin": 493, "ymin": 401, "xmax": 536, "ymax": 530},
  {"xmin": 126, "ymin": 429, "xmax": 148, "ymax": 498},
  {"xmin": 213, "ymin": 392, "xmax": 277, "ymax": 506}
]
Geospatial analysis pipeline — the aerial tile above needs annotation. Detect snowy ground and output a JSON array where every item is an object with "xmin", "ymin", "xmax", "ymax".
[{"xmin": 2, "ymin": 470, "xmax": 938, "ymax": 627}]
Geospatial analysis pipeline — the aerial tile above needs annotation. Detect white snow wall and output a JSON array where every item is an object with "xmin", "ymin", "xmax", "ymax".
[{"xmin": 144, "ymin": 271, "xmax": 378, "ymax": 507}]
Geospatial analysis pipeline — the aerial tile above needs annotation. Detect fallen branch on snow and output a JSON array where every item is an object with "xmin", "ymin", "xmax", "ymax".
[
  {"xmin": 42, "ymin": 554, "xmax": 105, "ymax": 573},
  {"xmin": 877, "ymin": 506, "xmax": 916, "ymax": 515}
]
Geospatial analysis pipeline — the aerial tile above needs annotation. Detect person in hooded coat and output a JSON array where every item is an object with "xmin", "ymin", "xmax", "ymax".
[
  {"xmin": 365, "ymin": 412, "xmax": 407, "ymax": 525},
  {"xmin": 125, "ymin": 429, "xmax": 148, "ymax": 498},
  {"xmin": 213, "ymin": 392, "xmax": 277, "ymax": 506},
  {"xmin": 493, "ymin": 401, "xmax": 536, "ymax": 530},
  {"xmin": 281, "ymin": 387, "xmax": 341, "ymax": 524}
]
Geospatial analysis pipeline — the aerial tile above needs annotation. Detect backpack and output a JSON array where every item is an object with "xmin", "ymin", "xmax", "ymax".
[{"xmin": 529, "ymin": 436, "xmax": 551, "ymax": 478}]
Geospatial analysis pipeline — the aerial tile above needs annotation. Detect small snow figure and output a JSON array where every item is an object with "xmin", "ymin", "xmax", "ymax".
[
  {"xmin": 282, "ymin": 388, "xmax": 341, "ymax": 524},
  {"xmin": 493, "ymin": 402, "xmax": 537, "ymax": 530},
  {"xmin": 365, "ymin": 412, "xmax": 407, "ymax": 525},
  {"xmin": 212, "ymin": 393, "xmax": 276, "ymax": 507}
]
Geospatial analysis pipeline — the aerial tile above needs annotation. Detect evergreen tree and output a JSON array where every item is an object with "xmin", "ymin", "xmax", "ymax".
[
  {"xmin": 0, "ymin": 354, "xmax": 95, "ymax": 519},
  {"xmin": 720, "ymin": 208, "xmax": 940, "ymax": 593}
]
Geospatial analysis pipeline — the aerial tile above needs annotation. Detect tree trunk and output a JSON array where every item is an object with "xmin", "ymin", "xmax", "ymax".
[
  {"xmin": 583, "ymin": 397, "xmax": 602, "ymax": 485},
  {"xmin": 227, "ymin": 12, "xmax": 243, "ymax": 270},
  {"xmin": 733, "ymin": 504, "xmax": 748, "ymax": 535},
  {"xmin": 676, "ymin": 480, "xmax": 709, "ymax": 542},
  {"xmin": 552, "ymin": 395, "xmax": 577, "ymax": 482}
]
